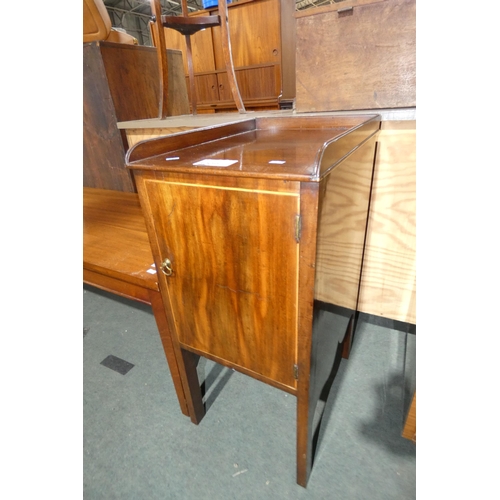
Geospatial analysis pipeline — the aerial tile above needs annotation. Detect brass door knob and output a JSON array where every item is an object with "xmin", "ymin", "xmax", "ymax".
[{"xmin": 160, "ymin": 258, "xmax": 173, "ymax": 276}]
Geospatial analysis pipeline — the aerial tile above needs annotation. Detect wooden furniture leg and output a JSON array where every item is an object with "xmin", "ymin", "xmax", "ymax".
[
  {"xmin": 218, "ymin": 0, "xmax": 246, "ymax": 113},
  {"xmin": 151, "ymin": 0, "xmax": 246, "ymax": 115},
  {"xmin": 180, "ymin": 349, "xmax": 205, "ymax": 424},
  {"xmin": 150, "ymin": 0, "xmax": 169, "ymax": 119},
  {"xmin": 148, "ymin": 289, "xmax": 190, "ymax": 416}
]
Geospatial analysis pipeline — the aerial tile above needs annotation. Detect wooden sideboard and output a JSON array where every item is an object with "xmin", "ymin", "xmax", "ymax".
[
  {"xmin": 160, "ymin": 0, "xmax": 296, "ymax": 112},
  {"xmin": 125, "ymin": 114, "xmax": 381, "ymax": 487}
]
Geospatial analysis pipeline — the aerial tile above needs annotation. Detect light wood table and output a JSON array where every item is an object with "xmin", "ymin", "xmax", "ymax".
[{"xmin": 83, "ymin": 187, "xmax": 204, "ymax": 422}]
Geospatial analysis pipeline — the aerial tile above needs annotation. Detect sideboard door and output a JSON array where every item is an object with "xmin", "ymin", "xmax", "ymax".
[{"xmin": 144, "ymin": 179, "xmax": 300, "ymax": 390}]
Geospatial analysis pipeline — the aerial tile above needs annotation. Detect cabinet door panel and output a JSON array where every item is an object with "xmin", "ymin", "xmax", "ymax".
[
  {"xmin": 145, "ymin": 180, "xmax": 300, "ymax": 389},
  {"xmin": 217, "ymin": 65, "xmax": 281, "ymax": 102},
  {"xmin": 212, "ymin": 0, "xmax": 282, "ymax": 70},
  {"xmin": 192, "ymin": 74, "xmax": 220, "ymax": 104}
]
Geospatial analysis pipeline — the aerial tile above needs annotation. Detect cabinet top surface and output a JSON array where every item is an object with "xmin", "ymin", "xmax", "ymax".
[{"xmin": 126, "ymin": 115, "xmax": 380, "ymax": 181}]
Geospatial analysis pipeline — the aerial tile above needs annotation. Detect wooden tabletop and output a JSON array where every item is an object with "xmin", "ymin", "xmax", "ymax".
[
  {"xmin": 126, "ymin": 114, "xmax": 380, "ymax": 181},
  {"xmin": 83, "ymin": 188, "xmax": 157, "ymax": 291}
]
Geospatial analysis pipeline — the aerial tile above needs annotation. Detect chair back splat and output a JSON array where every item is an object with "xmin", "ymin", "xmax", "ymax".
[{"xmin": 150, "ymin": 0, "xmax": 246, "ymax": 117}]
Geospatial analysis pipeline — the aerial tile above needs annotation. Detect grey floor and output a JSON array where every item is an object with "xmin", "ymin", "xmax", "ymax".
[{"xmin": 83, "ymin": 285, "xmax": 416, "ymax": 499}]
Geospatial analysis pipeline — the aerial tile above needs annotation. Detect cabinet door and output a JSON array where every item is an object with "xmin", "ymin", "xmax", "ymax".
[
  {"xmin": 216, "ymin": 64, "xmax": 281, "ymax": 102},
  {"xmin": 211, "ymin": 0, "xmax": 282, "ymax": 70},
  {"xmin": 192, "ymin": 74, "xmax": 220, "ymax": 104},
  {"xmin": 144, "ymin": 179, "xmax": 300, "ymax": 389}
]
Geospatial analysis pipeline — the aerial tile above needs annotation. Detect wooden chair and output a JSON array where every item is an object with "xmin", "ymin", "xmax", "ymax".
[
  {"xmin": 83, "ymin": 0, "xmax": 138, "ymax": 45},
  {"xmin": 150, "ymin": 0, "xmax": 246, "ymax": 117}
]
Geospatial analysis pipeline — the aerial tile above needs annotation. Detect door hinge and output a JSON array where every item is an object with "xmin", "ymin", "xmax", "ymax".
[
  {"xmin": 293, "ymin": 364, "xmax": 299, "ymax": 380},
  {"xmin": 294, "ymin": 215, "xmax": 302, "ymax": 243}
]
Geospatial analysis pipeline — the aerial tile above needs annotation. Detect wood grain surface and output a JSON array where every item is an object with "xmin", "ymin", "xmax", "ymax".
[
  {"xmin": 125, "ymin": 127, "xmax": 196, "ymax": 149},
  {"xmin": 295, "ymin": 0, "xmax": 416, "ymax": 112},
  {"xmin": 83, "ymin": 188, "xmax": 156, "ymax": 288},
  {"xmin": 314, "ymin": 136, "xmax": 377, "ymax": 309},
  {"xmin": 99, "ymin": 42, "xmax": 189, "ymax": 121},
  {"xmin": 83, "ymin": 43, "xmax": 134, "ymax": 192},
  {"xmin": 358, "ymin": 120, "xmax": 416, "ymax": 324},
  {"xmin": 142, "ymin": 177, "xmax": 301, "ymax": 389},
  {"xmin": 128, "ymin": 116, "xmax": 380, "ymax": 487}
]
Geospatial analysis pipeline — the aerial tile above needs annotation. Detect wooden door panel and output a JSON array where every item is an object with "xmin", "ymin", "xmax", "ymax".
[
  {"xmin": 217, "ymin": 65, "xmax": 281, "ymax": 102},
  {"xmin": 212, "ymin": 0, "xmax": 282, "ymax": 70},
  {"xmin": 144, "ymin": 179, "xmax": 300, "ymax": 389},
  {"xmin": 193, "ymin": 74, "xmax": 219, "ymax": 103}
]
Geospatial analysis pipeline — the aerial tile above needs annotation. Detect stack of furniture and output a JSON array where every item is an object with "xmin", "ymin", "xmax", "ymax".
[
  {"xmin": 83, "ymin": 0, "xmax": 416, "ymax": 485},
  {"xmin": 156, "ymin": 0, "xmax": 296, "ymax": 112},
  {"xmin": 83, "ymin": 0, "xmax": 189, "ymax": 192}
]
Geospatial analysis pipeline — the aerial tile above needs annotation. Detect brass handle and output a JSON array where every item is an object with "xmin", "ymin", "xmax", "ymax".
[{"xmin": 160, "ymin": 258, "xmax": 173, "ymax": 276}]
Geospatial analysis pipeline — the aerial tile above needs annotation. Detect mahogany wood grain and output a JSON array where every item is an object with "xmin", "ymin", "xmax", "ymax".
[
  {"xmin": 126, "ymin": 120, "xmax": 256, "ymax": 163},
  {"xmin": 295, "ymin": 0, "xmax": 416, "ymax": 112},
  {"xmin": 99, "ymin": 42, "xmax": 189, "ymax": 121},
  {"xmin": 83, "ymin": 43, "xmax": 134, "ymax": 192},
  {"xmin": 191, "ymin": 73, "xmax": 220, "ymax": 105},
  {"xmin": 127, "ymin": 115, "xmax": 379, "ymax": 182},
  {"xmin": 216, "ymin": 64, "xmax": 281, "ymax": 103},
  {"xmin": 211, "ymin": 0, "xmax": 282, "ymax": 70},
  {"xmin": 295, "ymin": 181, "xmax": 320, "ymax": 487},
  {"xmin": 142, "ymin": 176, "xmax": 300, "ymax": 388}
]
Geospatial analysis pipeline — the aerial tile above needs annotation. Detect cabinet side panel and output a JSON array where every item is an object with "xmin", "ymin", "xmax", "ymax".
[
  {"xmin": 314, "ymin": 136, "xmax": 376, "ymax": 309},
  {"xmin": 144, "ymin": 179, "xmax": 300, "ymax": 389}
]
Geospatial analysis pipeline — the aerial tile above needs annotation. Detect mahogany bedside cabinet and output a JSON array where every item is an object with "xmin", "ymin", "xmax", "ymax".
[{"xmin": 125, "ymin": 114, "xmax": 381, "ymax": 487}]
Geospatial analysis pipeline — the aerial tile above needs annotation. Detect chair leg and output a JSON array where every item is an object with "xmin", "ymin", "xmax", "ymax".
[
  {"xmin": 148, "ymin": 290, "xmax": 190, "ymax": 417},
  {"xmin": 218, "ymin": 0, "xmax": 246, "ymax": 113},
  {"xmin": 150, "ymin": 0, "xmax": 169, "ymax": 119},
  {"xmin": 185, "ymin": 34, "xmax": 198, "ymax": 115}
]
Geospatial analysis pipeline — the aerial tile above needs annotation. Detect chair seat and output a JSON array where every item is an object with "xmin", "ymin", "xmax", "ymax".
[{"xmin": 161, "ymin": 15, "xmax": 220, "ymax": 36}]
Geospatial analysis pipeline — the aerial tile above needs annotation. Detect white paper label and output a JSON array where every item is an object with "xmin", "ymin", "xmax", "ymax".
[
  {"xmin": 193, "ymin": 159, "xmax": 238, "ymax": 167},
  {"xmin": 269, "ymin": 160, "xmax": 286, "ymax": 164}
]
